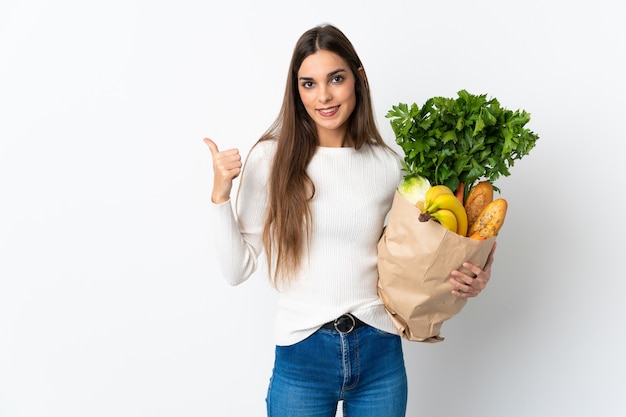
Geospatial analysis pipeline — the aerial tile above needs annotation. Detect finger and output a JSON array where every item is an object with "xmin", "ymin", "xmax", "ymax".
[
  {"xmin": 451, "ymin": 277, "xmax": 482, "ymax": 297},
  {"xmin": 449, "ymin": 274, "xmax": 474, "ymax": 289},
  {"xmin": 215, "ymin": 151, "xmax": 242, "ymax": 173},
  {"xmin": 451, "ymin": 284, "xmax": 473, "ymax": 298},
  {"xmin": 218, "ymin": 148, "xmax": 242, "ymax": 161},
  {"xmin": 455, "ymin": 290, "xmax": 477, "ymax": 299},
  {"xmin": 461, "ymin": 261, "xmax": 481, "ymax": 278},
  {"xmin": 451, "ymin": 265, "xmax": 477, "ymax": 283},
  {"xmin": 449, "ymin": 269, "xmax": 469, "ymax": 291},
  {"xmin": 203, "ymin": 138, "xmax": 219, "ymax": 156}
]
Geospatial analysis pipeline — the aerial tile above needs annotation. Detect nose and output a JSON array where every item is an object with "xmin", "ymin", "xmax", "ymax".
[{"xmin": 318, "ymin": 85, "xmax": 332, "ymax": 103}]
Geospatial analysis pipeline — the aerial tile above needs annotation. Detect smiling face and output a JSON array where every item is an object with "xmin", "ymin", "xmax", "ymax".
[{"xmin": 297, "ymin": 49, "xmax": 358, "ymax": 147}]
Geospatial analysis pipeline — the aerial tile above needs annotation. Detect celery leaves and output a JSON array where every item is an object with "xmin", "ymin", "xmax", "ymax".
[{"xmin": 387, "ymin": 90, "xmax": 539, "ymax": 197}]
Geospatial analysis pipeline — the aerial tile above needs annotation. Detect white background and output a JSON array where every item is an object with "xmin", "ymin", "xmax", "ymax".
[{"xmin": 1, "ymin": 1, "xmax": 625, "ymax": 416}]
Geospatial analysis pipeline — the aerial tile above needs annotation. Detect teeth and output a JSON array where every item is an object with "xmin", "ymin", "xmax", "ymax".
[{"xmin": 319, "ymin": 107, "xmax": 337, "ymax": 115}]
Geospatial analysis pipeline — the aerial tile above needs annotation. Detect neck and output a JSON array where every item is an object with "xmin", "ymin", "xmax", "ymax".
[{"xmin": 318, "ymin": 128, "xmax": 352, "ymax": 148}]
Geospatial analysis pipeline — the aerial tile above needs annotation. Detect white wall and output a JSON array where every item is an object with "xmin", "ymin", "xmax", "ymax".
[{"xmin": 1, "ymin": 1, "xmax": 624, "ymax": 416}]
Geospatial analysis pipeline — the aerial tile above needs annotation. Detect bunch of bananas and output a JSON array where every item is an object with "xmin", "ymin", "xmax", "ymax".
[{"xmin": 417, "ymin": 185, "xmax": 468, "ymax": 236}]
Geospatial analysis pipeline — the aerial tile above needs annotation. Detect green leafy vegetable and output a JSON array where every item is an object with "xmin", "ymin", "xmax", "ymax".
[{"xmin": 386, "ymin": 89, "xmax": 539, "ymax": 199}]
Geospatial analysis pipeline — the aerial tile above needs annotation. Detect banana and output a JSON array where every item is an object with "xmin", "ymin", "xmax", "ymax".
[
  {"xmin": 430, "ymin": 208, "xmax": 458, "ymax": 233},
  {"xmin": 423, "ymin": 185, "xmax": 454, "ymax": 212},
  {"xmin": 426, "ymin": 194, "xmax": 468, "ymax": 236}
]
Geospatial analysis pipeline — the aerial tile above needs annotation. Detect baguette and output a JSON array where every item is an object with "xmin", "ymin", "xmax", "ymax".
[
  {"xmin": 468, "ymin": 198, "xmax": 508, "ymax": 239},
  {"xmin": 464, "ymin": 181, "xmax": 494, "ymax": 232}
]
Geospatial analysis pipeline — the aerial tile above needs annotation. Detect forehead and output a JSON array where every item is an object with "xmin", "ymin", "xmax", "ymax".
[{"xmin": 298, "ymin": 50, "xmax": 350, "ymax": 77}]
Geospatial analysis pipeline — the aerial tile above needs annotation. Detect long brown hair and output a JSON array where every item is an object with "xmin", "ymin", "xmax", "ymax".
[{"xmin": 251, "ymin": 24, "xmax": 389, "ymax": 287}]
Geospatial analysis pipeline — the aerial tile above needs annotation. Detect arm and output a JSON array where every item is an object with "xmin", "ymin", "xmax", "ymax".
[{"xmin": 205, "ymin": 138, "xmax": 269, "ymax": 286}]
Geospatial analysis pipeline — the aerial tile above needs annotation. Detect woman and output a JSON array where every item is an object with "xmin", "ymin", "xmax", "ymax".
[{"xmin": 205, "ymin": 24, "xmax": 494, "ymax": 417}]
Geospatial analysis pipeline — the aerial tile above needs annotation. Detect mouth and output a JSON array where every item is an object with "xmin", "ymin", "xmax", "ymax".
[{"xmin": 317, "ymin": 105, "xmax": 340, "ymax": 117}]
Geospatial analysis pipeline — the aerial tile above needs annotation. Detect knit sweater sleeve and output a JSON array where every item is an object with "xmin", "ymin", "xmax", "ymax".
[{"xmin": 208, "ymin": 141, "xmax": 274, "ymax": 286}]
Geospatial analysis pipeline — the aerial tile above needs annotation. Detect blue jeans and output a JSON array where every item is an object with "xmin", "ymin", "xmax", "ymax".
[{"xmin": 266, "ymin": 324, "xmax": 407, "ymax": 417}]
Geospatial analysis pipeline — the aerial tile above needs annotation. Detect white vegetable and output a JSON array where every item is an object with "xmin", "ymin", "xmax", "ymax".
[{"xmin": 397, "ymin": 175, "xmax": 431, "ymax": 206}]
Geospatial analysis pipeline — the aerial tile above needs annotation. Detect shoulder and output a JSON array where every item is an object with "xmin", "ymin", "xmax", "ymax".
[
  {"xmin": 242, "ymin": 139, "xmax": 277, "ymax": 175},
  {"xmin": 238, "ymin": 139, "xmax": 277, "ymax": 191},
  {"xmin": 247, "ymin": 138, "xmax": 277, "ymax": 162},
  {"xmin": 363, "ymin": 141, "xmax": 402, "ymax": 165},
  {"xmin": 361, "ymin": 142, "xmax": 403, "ymax": 184}
]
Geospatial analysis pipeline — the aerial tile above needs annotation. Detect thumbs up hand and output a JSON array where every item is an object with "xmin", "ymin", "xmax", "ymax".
[{"xmin": 203, "ymin": 138, "xmax": 242, "ymax": 204}]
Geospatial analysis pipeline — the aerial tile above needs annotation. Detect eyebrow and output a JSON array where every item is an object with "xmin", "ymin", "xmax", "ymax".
[{"xmin": 298, "ymin": 68, "xmax": 347, "ymax": 81}]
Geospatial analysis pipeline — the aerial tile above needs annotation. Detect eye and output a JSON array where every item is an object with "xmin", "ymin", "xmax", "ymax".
[
  {"xmin": 331, "ymin": 75, "xmax": 344, "ymax": 84},
  {"xmin": 301, "ymin": 81, "xmax": 314, "ymax": 89}
]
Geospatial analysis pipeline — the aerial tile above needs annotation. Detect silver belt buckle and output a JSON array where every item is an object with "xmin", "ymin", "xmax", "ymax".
[{"xmin": 333, "ymin": 313, "xmax": 356, "ymax": 334}]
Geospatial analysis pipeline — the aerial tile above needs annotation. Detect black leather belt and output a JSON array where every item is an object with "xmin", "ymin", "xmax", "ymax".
[{"xmin": 321, "ymin": 313, "xmax": 366, "ymax": 334}]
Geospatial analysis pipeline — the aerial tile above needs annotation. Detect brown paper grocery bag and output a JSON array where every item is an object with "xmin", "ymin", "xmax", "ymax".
[{"xmin": 377, "ymin": 190, "xmax": 495, "ymax": 342}]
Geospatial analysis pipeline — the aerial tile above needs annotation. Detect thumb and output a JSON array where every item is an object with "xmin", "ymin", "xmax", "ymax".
[{"xmin": 203, "ymin": 137, "xmax": 219, "ymax": 156}]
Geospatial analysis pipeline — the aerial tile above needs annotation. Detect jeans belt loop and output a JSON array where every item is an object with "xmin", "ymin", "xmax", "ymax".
[{"xmin": 334, "ymin": 313, "xmax": 356, "ymax": 334}]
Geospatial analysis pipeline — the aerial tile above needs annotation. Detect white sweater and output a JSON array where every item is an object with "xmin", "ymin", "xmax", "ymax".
[{"xmin": 210, "ymin": 139, "xmax": 403, "ymax": 345}]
